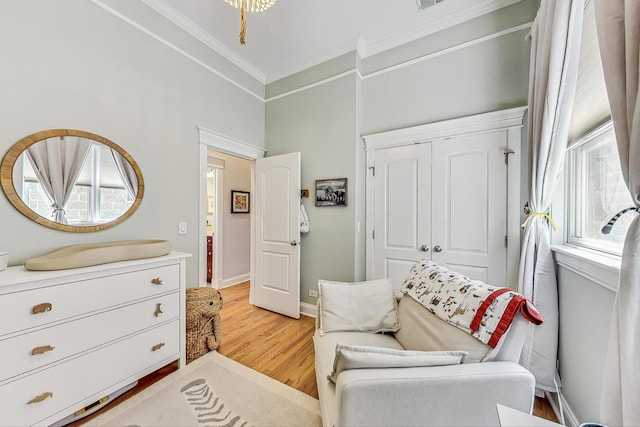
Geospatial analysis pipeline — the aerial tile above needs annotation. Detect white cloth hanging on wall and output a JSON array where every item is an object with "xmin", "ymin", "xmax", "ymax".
[{"xmin": 300, "ymin": 203, "xmax": 310, "ymax": 233}]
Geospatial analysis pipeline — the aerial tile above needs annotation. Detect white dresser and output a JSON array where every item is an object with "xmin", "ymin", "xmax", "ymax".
[{"xmin": 0, "ymin": 251, "xmax": 190, "ymax": 427}]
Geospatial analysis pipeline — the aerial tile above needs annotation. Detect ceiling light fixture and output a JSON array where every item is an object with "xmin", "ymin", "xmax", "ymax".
[{"xmin": 224, "ymin": 0, "xmax": 277, "ymax": 45}]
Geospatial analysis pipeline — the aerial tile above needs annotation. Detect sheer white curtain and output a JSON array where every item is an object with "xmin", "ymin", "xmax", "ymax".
[
  {"xmin": 518, "ymin": 0, "xmax": 583, "ymax": 393},
  {"xmin": 26, "ymin": 136, "xmax": 92, "ymax": 224},
  {"xmin": 111, "ymin": 149, "xmax": 138, "ymax": 200},
  {"xmin": 595, "ymin": 1, "xmax": 640, "ymax": 425}
]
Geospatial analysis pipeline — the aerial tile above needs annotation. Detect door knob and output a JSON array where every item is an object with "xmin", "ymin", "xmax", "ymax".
[
  {"xmin": 420, "ymin": 245, "xmax": 429, "ymax": 252},
  {"xmin": 290, "ymin": 240, "xmax": 299, "ymax": 246},
  {"xmin": 433, "ymin": 245, "xmax": 443, "ymax": 253}
]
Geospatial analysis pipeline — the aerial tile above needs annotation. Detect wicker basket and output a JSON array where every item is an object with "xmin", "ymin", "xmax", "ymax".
[{"xmin": 185, "ymin": 287, "xmax": 223, "ymax": 361}]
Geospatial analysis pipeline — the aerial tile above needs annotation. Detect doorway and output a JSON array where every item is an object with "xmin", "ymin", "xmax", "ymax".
[
  {"xmin": 202, "ymin": 149, "xmax": 252, "ymax": 291},
  {"xmin": 197, "ymin": 127, "xmax": 302, "ymax": 319},
  {"xmin": 198, "ymin": 128, "xmax": 263, "ymax": 295},
  {"xmin": 206, "ymin": 161, "xmax": 222, "ymax": 286}
]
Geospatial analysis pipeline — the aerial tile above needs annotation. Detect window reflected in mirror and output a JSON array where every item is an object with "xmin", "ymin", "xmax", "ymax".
[
  {"xmin": 19, "ymin": 144, "xmax": 135, "ymax": 224},
  {"xmin": 1, "ymin": 129, "xmax": 144, "ymax": 233}
]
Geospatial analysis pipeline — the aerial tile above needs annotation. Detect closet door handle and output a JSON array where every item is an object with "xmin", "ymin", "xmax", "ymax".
[
  {"xmin": 31, "ymin": 345, "xmax": 55, "ymax": 356},
  {"xmin": 27, "ymin": 392, "xmax": 53, "ymax": 404},
  {"xmin": 151, "ymin": 278, "xmax": 163, "ymax": 285},
  {"xmin": 32, "ymin": 303, "xmax": 52, "ymax": 315},
  {"xmin": 433, "ymin": 245, "xmax": 443, "ymax": 253},
  {"xmin": 152, "ymin": 343, "xmax": 165, "ymax": 352},
  {"xmin": 420, "ymin": 245, "xmax": 430, "ymax": 252}
]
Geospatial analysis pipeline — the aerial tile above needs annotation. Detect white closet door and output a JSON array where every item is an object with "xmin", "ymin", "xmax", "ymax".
[
  {"xmin": 431, "ymin": 131, "xmax": 508, "ymax": 285},
  {"xmin": 373, "ymin": 144, "xmax": 432, "ymax": 293}
]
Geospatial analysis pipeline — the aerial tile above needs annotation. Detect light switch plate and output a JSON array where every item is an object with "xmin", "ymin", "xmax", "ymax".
[{"xmin": 178, "ymin": 222, "xmax": 187, "ymax": 235}]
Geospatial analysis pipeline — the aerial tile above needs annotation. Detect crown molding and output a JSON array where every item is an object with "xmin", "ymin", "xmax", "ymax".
[
  {"xmin": 266, "ymin": 0, "xmax": 524, "ymax": 82},
  {"xmin": 361, "ymin": 0, "xmax": 524, "ymax": 58},
  {"xmin": 92, "ymin": 0, "xmax": 264, "ymax": 101},
  {"xmin": 265, "ymin": 37, "xmax": 360, "ymax": 84},
  {"xmin": 363, "ymin": 21, "xmax": 531, "ymax": 80},
  {"xmin": 112, "ymin": 0, "xmax": 525, "ymax": 89},
  {"xmin": 141, "ymin": 0, "xmax": 266, "ymax": 84}
]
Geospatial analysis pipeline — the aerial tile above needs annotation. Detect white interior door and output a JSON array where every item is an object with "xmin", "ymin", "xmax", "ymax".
[
  {"xmin": 254, "ymin": 152, "xmax": 301, "ymax": 319},
  {"xmin": 431, "ymin": 132, "xmax": 508, "ymax": 285},
  {"xmin": 373, "ymin": 144, "xmax": 432, "ymax": 293}
]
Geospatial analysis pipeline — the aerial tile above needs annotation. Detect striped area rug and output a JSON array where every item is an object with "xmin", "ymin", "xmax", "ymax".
[{"xmin": 86, "ymin": 351, "xmax": 321, "ymax": 427}]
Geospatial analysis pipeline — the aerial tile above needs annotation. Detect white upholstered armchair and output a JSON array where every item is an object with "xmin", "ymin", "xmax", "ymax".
[{"xmin": 313, "ymin": 262, "xmax": 540, "ymax": 427}]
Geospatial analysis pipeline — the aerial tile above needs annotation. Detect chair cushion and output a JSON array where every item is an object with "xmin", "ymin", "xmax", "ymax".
[
  {"xmin": 394, "ymin": 295, "xmax": 491, "ymax": 363},
  {"xmin": 318, "ymin": 278, "xmax": 400, "ymax": 335},
  {"xmin": 327, "ymin": 343, "xmax": 467, "ymax": 382}
]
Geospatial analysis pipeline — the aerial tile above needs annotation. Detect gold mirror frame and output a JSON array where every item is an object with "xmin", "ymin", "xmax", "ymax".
[{"xmin": 0, "ymin": 129, "xmax": 144, "ymax": 233}]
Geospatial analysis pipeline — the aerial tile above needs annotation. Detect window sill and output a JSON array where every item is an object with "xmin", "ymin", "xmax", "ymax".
[{"xmin": 551, "ymin": 244, "xmax": 620, "ymax": 292}]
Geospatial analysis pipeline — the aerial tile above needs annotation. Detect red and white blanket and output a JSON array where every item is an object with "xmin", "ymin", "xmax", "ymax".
[{"xmin": 400, "ymin": 259, "xmax": 542, "ymax": 348}]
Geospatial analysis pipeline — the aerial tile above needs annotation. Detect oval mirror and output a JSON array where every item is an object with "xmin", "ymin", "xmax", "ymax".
[{"xmin": 0, "ymin": 129, "xmax": 144, "ymax": 232}]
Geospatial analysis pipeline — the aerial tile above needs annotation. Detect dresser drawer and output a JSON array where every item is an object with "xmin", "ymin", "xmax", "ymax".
[
  {"xmin": 0, "ymin": 320, "xmax": 180, "ymax": 427},
  {"xmin": 0, "ymin": 264, "xmax": 179, "ymax": 337},
  {"xmin": 0, "ymin": 292, "xmax": 180, "ymax": 382}
]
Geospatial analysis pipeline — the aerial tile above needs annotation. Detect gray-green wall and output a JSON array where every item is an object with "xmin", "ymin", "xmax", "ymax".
[
  {"xmin": 1, "ymin": 0, "xmax": 540, "ymax": 318},
  {"xmin": 0, "ymin": 0, "xmax": 264, "ymax": 287},
  {"xmin": 266, "ymin": 65, "xmax": 362, "ymax": 305},
  {"xmin": 265, "ymin": 0, "xmax": 537, "ymax": 305}
]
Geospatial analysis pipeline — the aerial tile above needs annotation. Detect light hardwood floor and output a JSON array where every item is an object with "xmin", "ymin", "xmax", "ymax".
[
  {"xmin": 75, "ymin": 280, "xmax": 557, "ymax": 425},
  {"xmin": 216, "ymin": 281, "xmax": 318, "ymax": 398}
]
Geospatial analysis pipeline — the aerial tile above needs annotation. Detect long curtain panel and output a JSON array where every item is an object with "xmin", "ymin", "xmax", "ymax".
[
  {"xmin": 517, "ymin": 0, "xmax": 583, "ymax": 393},
  {"xmin": 111, "ymin": 149, "xmax": 138, "ymax": 200},
  {"xmin": 594, "ymin": 0, "xmax": 640, "ymax": 425},
  {"xmin": 26, "ymin": 136, "xmax": 92, "ymax": 224}
]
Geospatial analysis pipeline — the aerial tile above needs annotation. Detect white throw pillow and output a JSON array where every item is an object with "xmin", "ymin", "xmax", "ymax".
[
  {"xmin": 328, "ymin": 343, "xmax": 467, "ymax": 383},
  {"xmin": 318, "ymin": 278, "xmax": 400, "ymax": 336}
]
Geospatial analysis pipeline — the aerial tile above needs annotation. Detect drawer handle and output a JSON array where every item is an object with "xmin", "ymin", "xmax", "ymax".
[
  {"xmin": 32, "ymin": 303, "xmax": 52, "ymax": 315},
  {"xmin": 152, "ymin": 342, "xmax": 165, "ymax": 352},
  {"xmin": 31, "ymin": 345, "xmax": 55, "ymax": 356},
  {"xmin": 151, "ymin": 278, "xmax": 163, "ymax": 285},
  {"xmin": 154, "ymin": 303, "xmax": 163, "ymax": 317},
  {"xmin": 27, "ymin": 392, "xmax": 53, "ymax": 405}
]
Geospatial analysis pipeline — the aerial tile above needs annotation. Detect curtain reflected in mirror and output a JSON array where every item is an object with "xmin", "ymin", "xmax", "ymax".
[{"xmin": 1, "ymin": 129, "xmax": 144, "ymax": 232}]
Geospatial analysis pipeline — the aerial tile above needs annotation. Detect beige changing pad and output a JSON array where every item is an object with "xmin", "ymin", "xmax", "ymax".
[{"xmin": 25, "ymin": 240, "xmax": 172, "ymax": 271}]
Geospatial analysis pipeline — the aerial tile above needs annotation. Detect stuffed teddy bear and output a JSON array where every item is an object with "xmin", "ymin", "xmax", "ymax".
[{"xmin": 185, "ymin": 287, "xmax": 223, "ymax": 361}]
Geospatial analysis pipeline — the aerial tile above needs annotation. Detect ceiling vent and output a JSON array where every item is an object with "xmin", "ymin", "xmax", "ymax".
[{"xmin": 416, "ymin": 0, "xmax": 446, "ymax": 11}]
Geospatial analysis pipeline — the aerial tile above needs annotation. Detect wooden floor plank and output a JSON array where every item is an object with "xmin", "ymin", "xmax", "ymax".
[{"xmin": 217, "ymin": 281, "xmax": 318, "ymax": 398}]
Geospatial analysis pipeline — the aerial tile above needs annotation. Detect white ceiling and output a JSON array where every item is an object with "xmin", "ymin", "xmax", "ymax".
[{"xmin": 143, "ymin": 0, "xmax": 521, "ymax": 83}]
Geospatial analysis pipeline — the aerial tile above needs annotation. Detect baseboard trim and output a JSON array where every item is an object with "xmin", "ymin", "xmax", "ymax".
[
  {"xmin": 545, "ymin": 391, "xmax": 579, "ymax": 427},
  {"xmin": 300, "ymin": 302, "xmax": 317, "ymax": 318},
  {"xmin": 219, "ymin": 273, "xmax": 251, "ymax": 289}
]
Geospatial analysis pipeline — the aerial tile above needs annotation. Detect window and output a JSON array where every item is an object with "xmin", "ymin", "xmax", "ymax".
[
  {"xmin": 22, "ymin": 144, "xmax": 133, "ymax": 224},
  {"xmin": 566, "ymin": 121, "xmax": 634, "ymax": 255}
]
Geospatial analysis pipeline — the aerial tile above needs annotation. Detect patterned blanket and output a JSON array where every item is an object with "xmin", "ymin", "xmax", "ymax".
[{"xmin": 400, "ymin": 260, "xmax": 542, "ymax": 348}]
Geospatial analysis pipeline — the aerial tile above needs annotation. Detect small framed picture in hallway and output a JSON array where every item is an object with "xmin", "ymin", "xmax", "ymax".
[{"xmin": 231, "ymin": 190, "xmax": 250, "ymax": 213}]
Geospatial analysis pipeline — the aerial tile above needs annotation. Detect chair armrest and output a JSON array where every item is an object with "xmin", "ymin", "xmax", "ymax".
[{"xmin": 335, "ymin": 361, "xmax": 535, "ymax": 427}]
